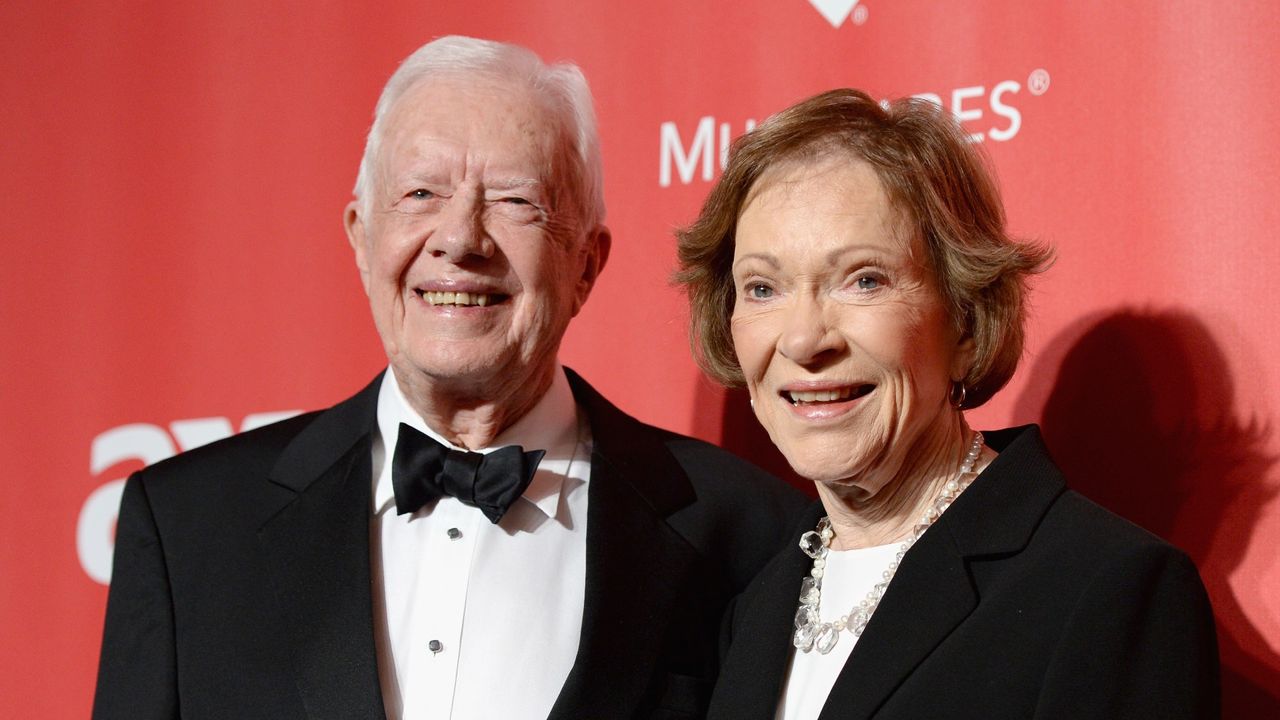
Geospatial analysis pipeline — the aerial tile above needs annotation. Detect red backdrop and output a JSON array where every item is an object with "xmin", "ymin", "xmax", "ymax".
[{"xmin": 3, "ymin": 1, "xmax": 1277, "ymax": 716}]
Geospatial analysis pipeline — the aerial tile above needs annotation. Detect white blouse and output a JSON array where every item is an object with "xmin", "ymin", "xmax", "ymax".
[{"xmin": 775, "ymin": 541, "xmax": 902, "ymax": 720}]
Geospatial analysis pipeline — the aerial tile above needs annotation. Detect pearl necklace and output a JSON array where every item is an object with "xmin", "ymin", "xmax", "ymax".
[{"xmin": 793, "ymin": 432, "xmax": 984, "ymax": 655}]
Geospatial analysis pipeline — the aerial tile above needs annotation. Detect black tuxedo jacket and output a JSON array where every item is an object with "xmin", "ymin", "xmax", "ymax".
[
  {"xmin": 708, "ymin": 426, "xmax": 1220, "ymax": 720},
  {"xmin": 93, "ymin": 370, "xmax": 806, "ymax": 720}
]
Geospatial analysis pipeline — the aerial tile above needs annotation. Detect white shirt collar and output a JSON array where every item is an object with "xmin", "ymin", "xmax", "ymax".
[{"xmin": 373, "ymin": 364, "xmax": 584, "ymax": 520}]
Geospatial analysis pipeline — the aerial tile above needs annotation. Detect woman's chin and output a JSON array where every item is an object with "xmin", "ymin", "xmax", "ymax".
[{"xmin": 777, "ymin": 442, "xmax": 880, "ymax": 488}]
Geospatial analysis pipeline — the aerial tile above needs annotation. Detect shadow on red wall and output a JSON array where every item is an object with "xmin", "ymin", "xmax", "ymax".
[{"xmin": 1014, "ymin": 310, "xmax": 1279, "ymax": 718}]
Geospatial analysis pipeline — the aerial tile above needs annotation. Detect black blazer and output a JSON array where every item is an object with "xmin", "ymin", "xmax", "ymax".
[
  {"xmin": 708, "ymin": 426, "xmax": 1220, "ymax": 720},
  {"xmin": 93, "ymin": 369, "xmax": 807, "ymax": 720}
]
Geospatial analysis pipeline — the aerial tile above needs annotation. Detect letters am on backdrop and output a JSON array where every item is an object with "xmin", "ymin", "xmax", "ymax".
[
  {"xmin": 1, "ymin": 0, "xmax": 1277, "ymax": 717},
  {"xmin": 77, "ymin": 411, "xmax": 300, "ymax": 584}
]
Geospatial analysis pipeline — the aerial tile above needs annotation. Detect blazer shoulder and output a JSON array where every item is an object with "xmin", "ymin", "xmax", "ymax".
[
  {"xmin": 1021, "ymin": 489, "xmax": 1211, "ymax": 624},
  {"xmin": 660, "ymin": 430, "xmax": 810, "ymax": 590},
  {"xmin": 664, "ymin": 431, "xmax": 804, "ymax": 506},
  {"xmin": 135, "ymin": 410, "xmax": 321, "ymax": 488},
  {"xmin": 133, "ymin": 372, "xmax": 382, "ymax": 499},
  {"xmin": 566, "ymin": 368, "xmax": 808, "ymax": 590},
  {"xmin": 632, "ymin": 422, "xmax": 810, "ymax": 539},
  {"xmin": 567, "ymin": 365, "xmax": 804, "ymax": 512},
  {"xmin": 1044, "ymin": 488, "xmax": 1190, "ymax": 561}
]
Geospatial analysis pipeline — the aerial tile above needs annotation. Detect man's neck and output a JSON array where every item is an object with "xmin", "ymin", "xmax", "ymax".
[{"xmin": 391, "ymin": 364, "xmax": 557, "ymax": 450}]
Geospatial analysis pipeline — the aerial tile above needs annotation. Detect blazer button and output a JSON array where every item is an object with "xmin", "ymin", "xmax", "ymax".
[{"xmin": 447, "ymin": 527, "xmax": 462, "ymax": 540}]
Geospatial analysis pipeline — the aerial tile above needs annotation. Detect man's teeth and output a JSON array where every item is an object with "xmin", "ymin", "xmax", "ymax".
[
  {"xmin": 422, "ymin": 291, "xmax": 492, "ymax": 307},
  {"xmin": 787, "ymin": 387, "xmax": 856, "ymax": 404}
]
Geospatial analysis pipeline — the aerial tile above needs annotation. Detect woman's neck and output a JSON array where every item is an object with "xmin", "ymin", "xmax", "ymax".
[{"xmin": 817, "ymin": 416, "xmax": 977, "ymax": 550}]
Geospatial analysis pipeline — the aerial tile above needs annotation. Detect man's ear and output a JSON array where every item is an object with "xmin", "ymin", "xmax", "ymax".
[
  {"xmin": 572, "ymin": 225, "xmax": 612, "ymax": 316},
  {"xmin": 344, "ymin": 200, "xmax": 371, "ymax": 296}
]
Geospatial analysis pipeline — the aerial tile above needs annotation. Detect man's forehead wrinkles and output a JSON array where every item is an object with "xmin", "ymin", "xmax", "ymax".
[
  {"xmin": 388, "ymin": 155, "xmax": 548, "ymax": 196},
  {"xmin": 462, "ymin": 154, "xmax": 551, "ymax": 194},
  {"xmin": 375, "ymin": 93, "xmax": 562, "ymax": 201}
]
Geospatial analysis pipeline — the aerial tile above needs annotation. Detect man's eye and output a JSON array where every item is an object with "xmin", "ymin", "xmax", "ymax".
[
  {"xmin": 502, "ymin": 196, "xmax": 531, "ymax": 206},
  {"xmin": 409, "ymin": 189, "xmax": 434, "ymax": 199}
]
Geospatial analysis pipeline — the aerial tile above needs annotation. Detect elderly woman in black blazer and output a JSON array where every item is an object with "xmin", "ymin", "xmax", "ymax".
[{"xmin": 676, "ymin": 89, "xmax": 1219, "ymax": 719}]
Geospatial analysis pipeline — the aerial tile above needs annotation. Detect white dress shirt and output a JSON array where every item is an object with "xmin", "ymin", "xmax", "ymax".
[
  {"xmin": 775, "ymin": 542, "xmax": 901, "ymax": 720},
  {"xmin": 369, "ymin": 365, "xmax": 591, "ymax": 720}
]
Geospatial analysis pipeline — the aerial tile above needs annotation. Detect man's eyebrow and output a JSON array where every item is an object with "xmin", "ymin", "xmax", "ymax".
[{"xmin": 485, "ymin": 177, "xmax": 545, "ymax": 191}]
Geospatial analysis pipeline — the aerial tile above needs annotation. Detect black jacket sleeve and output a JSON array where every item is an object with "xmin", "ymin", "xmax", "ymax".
[
  {"xmin": 92, "ymin": 472, "xmax": 180, "ymax": 720},
  {"xmin": 1034, "ymin": 544, "xmax": 1220, "ymax": 719}
]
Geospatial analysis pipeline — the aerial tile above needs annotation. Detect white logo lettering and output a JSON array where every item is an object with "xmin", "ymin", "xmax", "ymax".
[
  {"xmin": 808, "ymin": 0, "xmax": 861, "ymax": 28},
  {"xmin": 78, "ymin": 480, "xmax": 127, "ymax": 584},
  {"xmin": 988, "ymin": 80, "xmax": 1022, "ymax": 142},
  {"xmin": 77, "ymin": 411, "xmax": 301, "ymax": 584},
  {"xmin": 660, "ymin": 117, "xmax": 714, "ymax": 187},
  {"xmin": 658, "ymin": 70, "xmax": 1047, "ymax": 187},
  {"xmin": 659, "ymin": 117, "xmax": 757, "ymax": 187}
]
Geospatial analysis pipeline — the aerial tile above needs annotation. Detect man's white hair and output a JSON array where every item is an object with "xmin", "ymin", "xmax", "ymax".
[{"xmin": 353, "ymin": 35, "xmax": 606, "ymax": 231}]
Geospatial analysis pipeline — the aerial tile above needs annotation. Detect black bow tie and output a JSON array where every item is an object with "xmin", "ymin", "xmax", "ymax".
[{"xmin": 391, "ymin": 423, "xmax": 546, "ymax": 524}]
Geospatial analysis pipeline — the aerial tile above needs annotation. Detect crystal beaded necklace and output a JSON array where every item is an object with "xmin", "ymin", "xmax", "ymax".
[{"xmin": 793, "ymin": 432, "xmax": 984, "ymax": 655}]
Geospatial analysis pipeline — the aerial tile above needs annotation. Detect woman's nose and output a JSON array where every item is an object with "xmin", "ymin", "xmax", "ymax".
[{"xmin": 777, "ymin": 297, "xmax": 845, "ymax": 366}]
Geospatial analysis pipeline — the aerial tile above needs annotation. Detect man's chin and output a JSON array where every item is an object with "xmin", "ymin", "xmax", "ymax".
[{"xmin": 390, "ymin": 352, "xmax": 551, "ymax": 399}]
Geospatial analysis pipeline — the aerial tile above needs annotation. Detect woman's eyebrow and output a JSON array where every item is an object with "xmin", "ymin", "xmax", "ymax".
[{"xmin": 733, "ymin": 252, "xmax": 780, "ymax": 270}]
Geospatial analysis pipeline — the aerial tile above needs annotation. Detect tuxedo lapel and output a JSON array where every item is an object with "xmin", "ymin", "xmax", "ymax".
[
  {"xmin": 257, "ymin": 375, "xmax": 386, "ymax": 720},
  {"xmin": 549, "ymin": 371, "xmax": 701, "ymax": 719}
]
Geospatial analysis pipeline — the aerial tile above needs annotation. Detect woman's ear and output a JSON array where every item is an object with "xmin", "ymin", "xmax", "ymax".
[{"xmin": 951, "ymin": 330, "xmax": 977, "ymax": 383}]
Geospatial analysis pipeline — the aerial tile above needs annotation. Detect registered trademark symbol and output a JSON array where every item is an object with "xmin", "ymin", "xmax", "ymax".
[
  {"xmin": 852, "ymin": 4, "xmax": 869, "ymax": 25},
  {"xmin": 1028, "ymin": 68, "xmax": 1051, "ymax": 96}
]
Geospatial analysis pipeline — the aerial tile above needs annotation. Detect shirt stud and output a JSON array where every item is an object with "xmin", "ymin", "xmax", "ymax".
[
  {"xmin": 428, "ymin": 639, "xmax": 443, "ymax": 654},
  {"xmin": 447, "ymin": 527, "xmax": 462, "ymax": 540}
]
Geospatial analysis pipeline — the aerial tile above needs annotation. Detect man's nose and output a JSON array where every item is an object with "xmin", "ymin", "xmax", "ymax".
[
  {"xmin": 427, "ymin": 189, "xmax": 494, "ymax": 262},
  {"xmin": 777, "ymin": 295, "xmax": 845, "ymax": 367}
]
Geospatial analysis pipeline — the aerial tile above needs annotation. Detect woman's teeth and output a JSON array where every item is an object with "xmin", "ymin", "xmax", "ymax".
[{"xmin": 787, "ymin": 387, "xmax": 856, "ymax": 404}]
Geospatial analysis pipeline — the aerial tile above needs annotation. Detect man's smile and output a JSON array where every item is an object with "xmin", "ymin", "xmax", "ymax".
[{"xmin": 415, "ymin": 290, "xmax": 508, "ymax": 307}]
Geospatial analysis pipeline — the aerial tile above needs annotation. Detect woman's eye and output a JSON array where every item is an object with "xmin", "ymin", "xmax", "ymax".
[
  {"xmin": 747, "ymin": 283, "xmax": 774, "ymax": 299},
  {"xmin": 855, "ymin": 275, "xmax": 882, "ymax": 291}
]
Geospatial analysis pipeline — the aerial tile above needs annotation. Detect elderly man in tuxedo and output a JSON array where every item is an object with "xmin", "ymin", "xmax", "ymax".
[{"xmin": 93, "ymin": 36, "xmax": 804, "ymax": 720}]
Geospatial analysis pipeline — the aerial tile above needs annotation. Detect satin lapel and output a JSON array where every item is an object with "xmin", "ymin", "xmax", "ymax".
[
  {"xmin": 816, "ymin": 523, "xmax": 976, "ymax": 720},
  {"xmin": 258, "ymin": 375, "xmax": 385, "ymax": 720},
  {"xmin": 549, "ymin": 371, "xmax": 700, "ymax": 719},
  {"xmin": 711, "ymin": 505, "xmax": 824, "ymax": 720}
]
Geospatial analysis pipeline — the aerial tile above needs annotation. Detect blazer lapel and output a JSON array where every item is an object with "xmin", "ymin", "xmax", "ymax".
[
  {"xmin": 816, "ymin": 519, "xmax": 977, "ymax": 720},
  {"xmin": 817, "ymin": 426, "xmax": 1066, "ymax": 719},
  {"xmin": 710, "ymin": 503, "xmax": 825, "ymax": 720},
  {"xmin": 549, "ymin": 371, "xmax": 702, "ymax": 719},
  {"xmin": 258, "ymin": 375, "xmax": 386, "ymax": 720}
]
